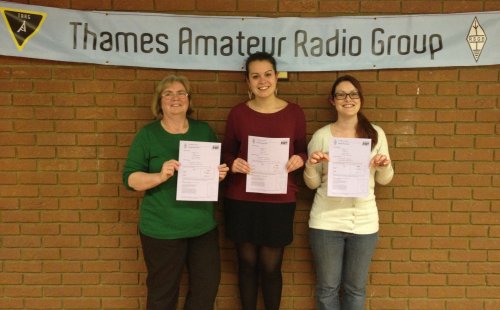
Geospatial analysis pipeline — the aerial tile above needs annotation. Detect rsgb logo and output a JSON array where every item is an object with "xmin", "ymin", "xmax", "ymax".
[{"xmin": 466, "ymin": 17, "xmax": 487, "ymax": 62}]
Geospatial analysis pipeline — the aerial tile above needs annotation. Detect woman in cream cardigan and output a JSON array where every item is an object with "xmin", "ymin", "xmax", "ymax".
[{"xmin": 304, "ymin": 75, "xmax": 394, "ymax": 310}]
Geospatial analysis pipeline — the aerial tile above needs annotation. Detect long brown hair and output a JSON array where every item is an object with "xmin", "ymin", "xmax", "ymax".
[{"xmin": 330, "ymin": 75, "xmax": 378, "ymax": 149}]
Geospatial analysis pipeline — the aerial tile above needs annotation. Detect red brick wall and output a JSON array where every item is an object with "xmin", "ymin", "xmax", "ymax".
[{"xmin": 1, "ymin": 1, "xmax": 499, "ymax": 309}]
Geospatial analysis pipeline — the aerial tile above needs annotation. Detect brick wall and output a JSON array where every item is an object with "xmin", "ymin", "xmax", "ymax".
[{"xmin": 1, "ymin": 1, "xmax": 499, "ymax": 309}]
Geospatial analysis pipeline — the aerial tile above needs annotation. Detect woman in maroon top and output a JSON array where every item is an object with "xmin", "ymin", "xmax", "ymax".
[{"xmin": 222, "ymin": 52, "xmax": 307, "ymax": 310}]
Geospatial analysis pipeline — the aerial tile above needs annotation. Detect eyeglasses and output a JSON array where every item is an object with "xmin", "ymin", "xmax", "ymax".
[
  {"xmin": 333, "ymin": 92, "xmax": 360, "ymax": 100},
  {"xmin": 161, "ymin": 91, "xmax": 189, "ymax": 100}
]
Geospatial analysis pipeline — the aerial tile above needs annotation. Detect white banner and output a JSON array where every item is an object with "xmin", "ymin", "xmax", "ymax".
[{"xmin": 0, "ymin": 1, "xmax": 498, "ymax": 71}]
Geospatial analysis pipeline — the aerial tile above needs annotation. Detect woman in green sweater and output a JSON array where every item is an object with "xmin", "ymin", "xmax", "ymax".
[{"xmin": 123, "ymin": 75, "xmax": 229, "ymax": 310}]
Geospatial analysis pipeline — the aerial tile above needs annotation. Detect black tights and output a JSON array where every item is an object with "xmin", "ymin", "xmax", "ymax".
[{"xmin": 236, "ymin": 242, "xmax": 284, "ymax": 310}]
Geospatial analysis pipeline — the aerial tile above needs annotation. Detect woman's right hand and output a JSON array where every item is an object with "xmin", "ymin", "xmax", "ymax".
[
  {"xmin": 159, "ymin": 159, "xmax": 180, "ymax": 182},
  {"xmin": 307, "ymin": 151, "xmax": 329, "ymax": 165},
  {"xmin": 231, "ymin": 157, "xmax": 251, "ymax": 174}
]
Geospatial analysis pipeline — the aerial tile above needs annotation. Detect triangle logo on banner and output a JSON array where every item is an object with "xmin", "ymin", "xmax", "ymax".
[{"xmin": 1, "ymin": 7, "xmax": 47, "ymax": 51}]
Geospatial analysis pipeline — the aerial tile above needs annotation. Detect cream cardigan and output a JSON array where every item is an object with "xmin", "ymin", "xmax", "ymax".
[{"xmin": 303, "ymin": 123, "xmax": 394, "ymax": 234}]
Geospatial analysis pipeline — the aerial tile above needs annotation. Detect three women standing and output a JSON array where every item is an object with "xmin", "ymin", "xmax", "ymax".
[{"xmin": 123, "ymin": 61, "xmax": 392, "ymax": 310}]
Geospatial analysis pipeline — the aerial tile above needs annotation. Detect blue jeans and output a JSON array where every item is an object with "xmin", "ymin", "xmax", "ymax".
[{"xmin": 309, "ymin": 228, "xmax": 378, "ymax": 310}]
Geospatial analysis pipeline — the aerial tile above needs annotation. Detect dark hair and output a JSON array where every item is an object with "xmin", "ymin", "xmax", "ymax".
[
  {"xmin": 330, "ymin": 75, "xmax": 378, "ymax": 149},
  {"xmin": 244, "ymin": 51, "xmax": 277, "ymax": 78}
]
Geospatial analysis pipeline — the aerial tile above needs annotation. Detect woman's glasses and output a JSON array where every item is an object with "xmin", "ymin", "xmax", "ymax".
[
  {"xmin": 333, "ymin": 92, "xmax": 360, "ymax": 100},
  {"xmin": 161, "ymin": 91, "xmax": 189, "ymax": 100}
]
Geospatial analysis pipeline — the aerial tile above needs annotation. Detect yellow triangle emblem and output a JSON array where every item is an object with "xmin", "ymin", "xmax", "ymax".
[{"xmin": 1, "ymin": 7, "xmax": 47, "ymax": 51}]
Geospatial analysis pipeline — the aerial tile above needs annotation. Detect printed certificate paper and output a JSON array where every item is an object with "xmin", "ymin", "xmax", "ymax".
[
  {"xmin": 176, "ymin": 141, "xmax": 221, "ymax": 201},
  {"xmin": 246, "ymin": 136, "xmax": 290, "ymax": 194},
  {"xmin": 328, "ymin": 138, "xmax": 371, "ymax": 198}
]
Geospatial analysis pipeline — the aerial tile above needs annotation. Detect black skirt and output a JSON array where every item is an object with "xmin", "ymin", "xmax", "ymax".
[{"xmin": 223, "ymin": 198, "xmax": 296, "ymax": 247}]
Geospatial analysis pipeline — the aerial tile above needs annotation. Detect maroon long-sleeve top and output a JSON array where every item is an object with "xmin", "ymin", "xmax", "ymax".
[{"xmin": 222, "ymin": 102, "xmax": 307, "ymax": 203}]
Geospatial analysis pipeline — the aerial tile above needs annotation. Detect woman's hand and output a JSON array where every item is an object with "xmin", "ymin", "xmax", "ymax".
[
  {"xmin": 286, "ymin": 155, "xmax": 305, "ymax": 173},
  {"xmin": 371, "ymin": 154, "xmax": 391, "ymax": 168},
  {"xmin": 231, "ymin": 158, "xmax": 251, "ymax": 174},
  {"xmin": 159, "ymin": 159, "xmax": 180, "ymax": 182},
  {"xmin": 307, "ymin": 151, "xmax": 329, "ymax": 165},
  {"xmin": 218, "ymin": 164, "xmax": 230, "ymax": 181}
]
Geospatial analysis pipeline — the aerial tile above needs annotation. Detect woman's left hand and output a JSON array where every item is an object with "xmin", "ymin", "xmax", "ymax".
[
  {"xmin": 218, "ymin": 164, "xmax": 230, "ymax": 181},
  {"xmin": 286, "ymin": 155, "xmax": 305, "ymax": 173},
  {"xmin": 371, "ymin": 154, "xmax": 391, "ymax": 168}
]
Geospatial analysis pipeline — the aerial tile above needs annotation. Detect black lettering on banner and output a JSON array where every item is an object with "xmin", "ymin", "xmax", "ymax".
[
  {"xmin": 70, "ymin": 21, "xmax": 81, "ymax": 49},
  {"xmin": 295, "ymin": 30, "xmax": 309, "ymax": 56},
  {"xmin": 156, "ymin": 33, "xmax": 169, "ymax": 54},
  {"xmin": 141, "ymin": 33, "xmax": 154, "ymax": 53},
  {"xmin": 178, "ymin": 27, "xmax": 286, "ymax": 57},
  {"xmin": 83, "ymin": 23, "xmax": 97, "ymax": 50},
  {"xmin": 220, "ymin": 36, "xmax": 233, "ymax": 56},
  {"xmin": 196, "ymin": 34, "xmax": 218, "ymax": 55},
  {"xmin": 69, "ymin": 20, "xmax": 447, "ymax": 62},
  {"xmin": 429, "ymin": 34, "xmax": 443, "ymax": 60},
  {"xmin": 115, "ymin": 32, "xmax": 138, "ymax": 52},
  {"xmin": 100, "ymin": 32, "xmax": 113, "ymax": 51},
  {"xmin": 326, "ymin": 29, "xmax": 361, "ymax": 56},
  {"xmin": 178, "ymin": 27, "xmax": 192, "ymax": 54},
  {"xmin": 294, "ymin": 29, "xmax": 361, "ymax": 57},
  {"xmin": 70, "ymin": 22, "xmax": 169, "ymax": 54},
  {"xmin": 236, "ymin": 31, "xmax": 245, "ymax": 56},
  {"xmin": 371, "ymin": 28, "xmax": 443, "ymax": 59},
  {"xmin": 247, "ymin": 36, "xmax": 260, "ymax": 54}
]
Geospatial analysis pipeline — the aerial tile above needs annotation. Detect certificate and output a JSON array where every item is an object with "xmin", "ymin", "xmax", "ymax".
[
  {"xmin": 327, "ymin": 137, "xmax": 371, "ymax": 197},
  {"xmin": 176, "ymin": 140, "xmax": 221, "ymax": 201},
  {"xmin": 246, "ymin": 136, "xmax": 289, "ymax": 194}
]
